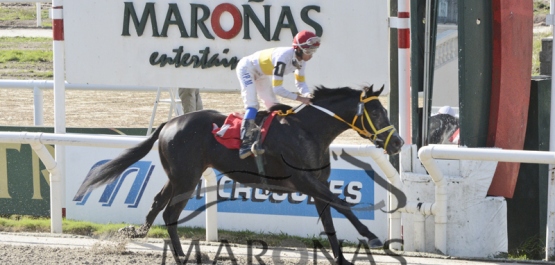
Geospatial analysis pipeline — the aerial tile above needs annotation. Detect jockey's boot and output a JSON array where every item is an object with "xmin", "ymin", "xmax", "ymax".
[{"xmin": 239, "ymin": 119, "xmax": 257, "ymax": 159}]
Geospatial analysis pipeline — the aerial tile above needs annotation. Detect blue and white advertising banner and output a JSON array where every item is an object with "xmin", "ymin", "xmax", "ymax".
[{"xmin": 65, "ymin": 145, "xmax": 389, "ymax": 242}]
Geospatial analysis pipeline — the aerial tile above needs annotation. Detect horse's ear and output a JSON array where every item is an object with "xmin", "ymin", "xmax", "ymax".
[
  {"xmin": 363, "ymin": 85, "xmax": 374, "ymax": 97},
  {"xmin": 377, "ymin": 85, "xmax": 385, "ymax": 96},
  {"xmin": 367, "ymin": 85, "xmax": 385, "ymax": 97}
]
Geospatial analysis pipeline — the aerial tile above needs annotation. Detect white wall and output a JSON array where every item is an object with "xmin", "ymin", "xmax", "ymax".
[{"xmin": 64, "ymin": 0, "xmax": 390, "ymax": 93}]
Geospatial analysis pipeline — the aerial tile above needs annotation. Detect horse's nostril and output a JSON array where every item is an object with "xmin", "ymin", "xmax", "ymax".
[
  {"xmin": 386, "ymin": 137, "xmax": 405, "ymax": 155},
  {"xmin": 392, "ymin": 137, "xmax": 404, "ymax": 149}
]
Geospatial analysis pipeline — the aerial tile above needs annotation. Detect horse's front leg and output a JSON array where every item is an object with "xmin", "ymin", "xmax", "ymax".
[
  {"xmin": 332, "ymin": 199, "xmax": 383, "ymax": 248},
  {"xmin": 315, "ymin": 201, "xmax": 353, "ymax": 265},
  {"xmin": 299, "ymin": 177, "xmax": 384, "ymax": 249}
]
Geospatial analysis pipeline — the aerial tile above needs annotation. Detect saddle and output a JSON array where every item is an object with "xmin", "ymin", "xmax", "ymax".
[{"xmin": 211, "ymin": 111, "xmax": 278, "ymax": 150}]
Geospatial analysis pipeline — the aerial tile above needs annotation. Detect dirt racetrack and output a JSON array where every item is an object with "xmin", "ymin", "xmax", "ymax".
[
  {"xmin": 0, "ymin": 241, "xmax": 332, "ymax": 265},
  {"xmin": 2, "ymin": 232, "xmax": 529, "ymax": 265}
]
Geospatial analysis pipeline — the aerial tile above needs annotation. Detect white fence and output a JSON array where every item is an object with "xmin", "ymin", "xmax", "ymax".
[{"xmin": 416, "ymin": 145, "xmax": 555, "ymax": 255}]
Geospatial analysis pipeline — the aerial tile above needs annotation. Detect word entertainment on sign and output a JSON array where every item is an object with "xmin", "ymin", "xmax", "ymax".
[{"xmin": 149, "ymin": 46, "xmax": 239, "ymax": 70}]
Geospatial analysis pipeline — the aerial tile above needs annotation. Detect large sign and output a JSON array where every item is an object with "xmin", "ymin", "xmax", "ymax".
[
  {"xmin": 65, "ymin": 145, "xmax": 390, "ymax": 242},
  {"xmin": 64, "ymin": 0, "xmax": 389, "ymax": 92}
]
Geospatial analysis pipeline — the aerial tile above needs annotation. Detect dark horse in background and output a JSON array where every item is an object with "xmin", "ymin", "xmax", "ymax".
[
  {"xmin": 428, "ymin": 113, "xmax": 459, "ymax": 145},
  {"xmin": 75, "ymin": 85, "xmax": 404, "ymax": 265}
]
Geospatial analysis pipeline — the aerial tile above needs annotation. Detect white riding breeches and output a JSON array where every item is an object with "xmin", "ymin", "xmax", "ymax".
[{"xmin": 236, "ymin": 58, "xmax": 279, "ymax": 110}]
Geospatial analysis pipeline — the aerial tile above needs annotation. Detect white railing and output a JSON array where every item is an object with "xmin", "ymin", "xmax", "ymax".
[
  {"xmin": 418, "ymin": 145, "xmax": 555, "ymax": 256},
  {"xmin": 1, "ymin": 1, "xmax": 48, "ymax": 27},
  {"xmin": 435, "ymin": 29, "xmax": 458, "ymax": 69}
]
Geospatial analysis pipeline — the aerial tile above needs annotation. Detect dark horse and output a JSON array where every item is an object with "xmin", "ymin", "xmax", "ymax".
[
  {"xmin": 428, "ymin": 113, "xmax": 459, "ymax": 144},
  {"xmin": 75, "ymin": 85, "xmax": 404, "ymax": 264}
]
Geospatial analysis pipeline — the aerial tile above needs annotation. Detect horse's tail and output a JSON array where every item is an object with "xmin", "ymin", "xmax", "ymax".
[{"xmin": 74, "ymin": 122, "xmax": 167, "ymax": 198}]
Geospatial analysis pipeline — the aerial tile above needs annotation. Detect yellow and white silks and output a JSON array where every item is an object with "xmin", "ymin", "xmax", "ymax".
[{"xmin": 236, "ymin": 47, "xmax": 311, "ymax": 110}]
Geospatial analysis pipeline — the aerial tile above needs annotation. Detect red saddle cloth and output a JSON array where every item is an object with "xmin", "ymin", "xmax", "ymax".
[{"xmin": 212, "ymin": 112, "xmax": 277, "ymax": 150}]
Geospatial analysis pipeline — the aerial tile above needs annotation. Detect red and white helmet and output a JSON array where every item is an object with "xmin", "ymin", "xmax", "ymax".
[{"xmin": 292, "ymin": 30, "xmax": 321, "ymax": 55}]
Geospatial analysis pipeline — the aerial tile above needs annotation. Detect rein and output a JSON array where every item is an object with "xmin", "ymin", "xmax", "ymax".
[{"xmin": 276, "ymin": 92, "xmax": 396, "ymax": 150}]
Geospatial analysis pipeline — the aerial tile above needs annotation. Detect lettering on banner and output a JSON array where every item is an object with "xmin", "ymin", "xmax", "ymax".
[
  {"xmin": 211, "ymin": 175, "xmax": 364, "ymax": 206},
  {"xmin": 0, "ymin": 143, "xmax": 52, "ymax": 200},
  {"xmin": 161, "ymin": 238, "xmax": 408, "ymax": 264},
  {"xmin": 73, "ymin": 160, "xmax": 155, "ymax": 208},
  {"xmin": 121, "ymin": 1, "xmax": 323, "ymax": 71}
]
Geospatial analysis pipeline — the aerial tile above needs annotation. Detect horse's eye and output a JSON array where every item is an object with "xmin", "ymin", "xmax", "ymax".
[{"xmin": 373, "ymin": 108, "xmax": 388, "ymax": 117}]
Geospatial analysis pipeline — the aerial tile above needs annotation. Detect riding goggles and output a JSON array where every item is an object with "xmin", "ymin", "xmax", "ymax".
[
  {"xmin": 301, "ymin": 47, "xmax": 319, "ymax": 55},
  {"xmin": 297, "ymin": 36, "xmax": 320, "ymax": 55}
]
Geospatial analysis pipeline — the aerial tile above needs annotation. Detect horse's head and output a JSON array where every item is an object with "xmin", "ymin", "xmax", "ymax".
[
  {"xmin": 311, "ymin": 85, "xmax": 404, "ymax": 155},
  {"xmin": 355, "ymin": 85, "xmax": 404, "ymax": 155}
]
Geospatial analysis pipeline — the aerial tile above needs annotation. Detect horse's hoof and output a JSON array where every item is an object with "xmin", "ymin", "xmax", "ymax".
[
  {"xmin": 117, "ymin": 225, "xmax": 137, "ymax": 238},
  {"xmin": 368, "ymin": 238, "xmax": 384, "ymax": 249},
  {"xmin": 135, "ymin": 225, "xmax": 150, "ymax": 238},
  {"xmin": 334, "ymin": 256, "xmax": 354, "ymax": 265}
]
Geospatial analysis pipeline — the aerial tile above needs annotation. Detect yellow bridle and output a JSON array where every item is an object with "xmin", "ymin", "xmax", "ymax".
[{"xmin": 276, "ymin": 92, "xmax": 396, "ymax": 150}]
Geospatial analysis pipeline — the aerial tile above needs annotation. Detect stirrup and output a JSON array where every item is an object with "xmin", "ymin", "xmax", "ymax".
[
  {"xmin": 251, "ymin": 141, "xmax": 265, "ymax": 156},
  {"xmin": 239, "ymin": 147, "xmax": 253, "ymax": 159}
]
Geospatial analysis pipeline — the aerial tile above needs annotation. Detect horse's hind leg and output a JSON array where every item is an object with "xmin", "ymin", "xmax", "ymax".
[
  {"xmin": 315, "ymin": 201, "xmax": 353, "ymax": 265},
  {"xmin": 118, "ymin": 181, "xmax": 172, "ymax": 238},
  {"xmin": 163, "ymin": 180, "xmax": 198, "ymax": 257},
  {"xmin": 136, "ymin": 180, "xmax": 173, "ymax": 237}
]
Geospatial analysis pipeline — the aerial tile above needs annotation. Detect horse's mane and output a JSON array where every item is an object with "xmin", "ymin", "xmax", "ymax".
[
  {"xmin": 312, "ymin": 86, "xmax": 359, "ymax": 103},
  {"xmin": 259, "ymin": 86, "xmax": 361, "ymax": 116},
  {"xmin": 268, "ymin": 104, "xmax": 293, "ymax": 113},
  {"xmin": 254, "ymin": 104, "xmax": 293, "ymax": 120}
]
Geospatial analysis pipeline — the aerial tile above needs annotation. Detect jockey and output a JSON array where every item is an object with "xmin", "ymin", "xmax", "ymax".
[{"xmin": 235, "ymin": 30, "xmax": 321, "ymax": 159}]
